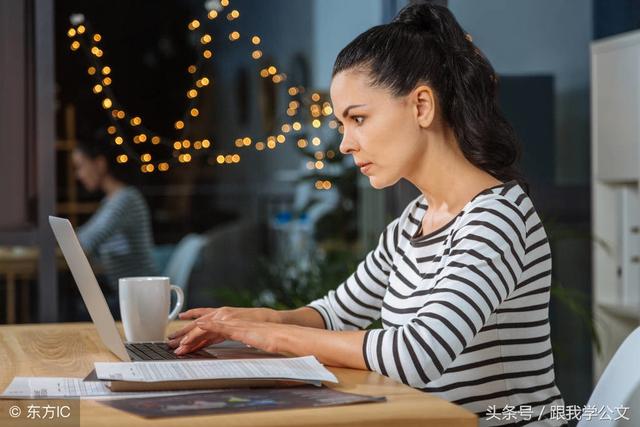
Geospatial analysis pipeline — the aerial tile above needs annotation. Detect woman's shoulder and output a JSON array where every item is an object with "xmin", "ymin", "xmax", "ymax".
[{"xmin": 108, "ymin": 187, "xmax": 149, "ymax": 210}]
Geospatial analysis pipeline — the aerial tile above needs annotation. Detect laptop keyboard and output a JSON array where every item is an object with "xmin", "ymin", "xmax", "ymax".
[{"xmin": 125, "ymin": 342, "xmax": 215, "ymax": 361}]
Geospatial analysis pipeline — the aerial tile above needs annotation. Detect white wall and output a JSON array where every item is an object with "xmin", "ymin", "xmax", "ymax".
[
  {"xmin": 449, "ymin": 0, "xmax": 593, "ymax": 185},
  {"xmin": 312, "ymin": 0, "xmax": 384, "ymax": 89}
]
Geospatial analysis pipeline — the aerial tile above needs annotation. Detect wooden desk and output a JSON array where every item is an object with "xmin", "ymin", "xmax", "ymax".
[{"xmin": 0, "ymin": 322, "xmax": 477, "ymax": 426}]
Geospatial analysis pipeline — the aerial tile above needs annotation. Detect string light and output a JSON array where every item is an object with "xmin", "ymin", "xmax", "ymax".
[
  {"xmin": 216, "ymin": 155, "xmax": 225, "ymax": 164},
  {"xmin": 69, "ymin": 12, "xmax": 344, "ymax": 173},
  {"xmin": 117, "ymin": 154, "xmax": 128, "ymax": 163}
]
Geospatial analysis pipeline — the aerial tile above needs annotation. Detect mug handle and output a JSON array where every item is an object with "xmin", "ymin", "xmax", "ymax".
[{"xmin": 168, "ymin": 285, "xmax": 184, "ymax": 321}]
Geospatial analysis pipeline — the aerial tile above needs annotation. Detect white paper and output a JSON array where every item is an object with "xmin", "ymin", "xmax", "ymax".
[
  {"xmin": 0, "ymin": 377, "xmax": 221, "ymax": 400},
  {"xmin": 94, "ymin": 355, "xmax": 338, "ymax": 384}
]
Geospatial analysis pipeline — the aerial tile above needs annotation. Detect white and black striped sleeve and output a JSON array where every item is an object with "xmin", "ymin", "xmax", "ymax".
[
  {"xmin": 306, "ymin": 217, "xmax": 399, "ymax": 331},
  {"xmin": 78, "ymin": 196, "xmax": 127, "ymax": 256},
  {"xmin": 363, "ymin": 196, "xmax": 527, "ymax": 388}
]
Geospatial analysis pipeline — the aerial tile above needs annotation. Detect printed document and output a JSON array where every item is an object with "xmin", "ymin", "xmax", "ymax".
[{"xmin": 94, "ymin": 356, "xmax": 338, "ymax": 383}]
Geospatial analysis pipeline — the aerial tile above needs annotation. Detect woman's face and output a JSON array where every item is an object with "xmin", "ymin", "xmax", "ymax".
[
  {"xmin": 72, "ymin": 150, "xmax": 107, "ymax": 192},
  {"xmin": 330, "ymin": 70, "xmax": 428, "ymax": 189}
]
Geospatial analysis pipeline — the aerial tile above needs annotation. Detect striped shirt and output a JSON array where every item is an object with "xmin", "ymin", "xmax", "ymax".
[
  {"xmin": 309, "ymin": 181, "xmax": 565, "ymax": 426},
  {"xmin": 78, "ymin": 187, "xmax": 158, "ymax": 287}
]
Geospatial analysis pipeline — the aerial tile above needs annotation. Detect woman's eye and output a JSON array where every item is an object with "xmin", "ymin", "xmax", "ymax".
[{"xmin": 353, "ymin": 116, "xmax": 364, "ymax": 125}]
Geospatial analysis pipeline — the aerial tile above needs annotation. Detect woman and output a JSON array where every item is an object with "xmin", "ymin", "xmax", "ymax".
[
  {"xmin": 169, "ymin": 4, "xmax": 565, "ymax": 424},
  {"xmin": 73, "ymin": 138, "xmax": 158, "ymax": 288}
]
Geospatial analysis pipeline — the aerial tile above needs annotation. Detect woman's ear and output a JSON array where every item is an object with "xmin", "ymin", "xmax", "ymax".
[{"xmin": 413, "ymin": 85, "xmax": 436, "ymax": 129}]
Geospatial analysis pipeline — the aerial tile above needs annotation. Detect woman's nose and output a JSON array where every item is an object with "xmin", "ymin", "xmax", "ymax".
[{"xmin": 339, "ymin": 132, "xmax": 357, "ymax": 155}]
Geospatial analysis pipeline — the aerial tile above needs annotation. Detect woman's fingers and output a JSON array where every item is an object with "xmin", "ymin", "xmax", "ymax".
[
  {"xmin": 167, "ymin": 320, "xmax": 198, "ymax": 341},
  {"xmin": 178, "ymin": 307, "xmax": 214, "ymax": 320}
]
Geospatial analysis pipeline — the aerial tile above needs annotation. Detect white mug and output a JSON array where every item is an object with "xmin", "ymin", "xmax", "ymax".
[{"xmin": 119, "ymin": 276, "xmax": 184, "ymax": 342}]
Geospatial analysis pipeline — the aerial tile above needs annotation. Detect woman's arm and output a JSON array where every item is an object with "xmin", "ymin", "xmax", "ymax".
[{"xmin": 181, "ymin": 317, "xmax": 367, "ymax": 370}]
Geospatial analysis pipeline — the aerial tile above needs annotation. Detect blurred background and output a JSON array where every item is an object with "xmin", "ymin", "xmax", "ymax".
[{"xmin": 1, "ymin": 0, "xmax": 639, "ymax": 416}]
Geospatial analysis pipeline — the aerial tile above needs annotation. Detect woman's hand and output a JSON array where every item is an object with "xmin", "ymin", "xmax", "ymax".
[
  {"xmin": 175, "ymin": 318, "xmax": 290, "ymax": 356},
  {"xmin": 166, "ymin": 307, "xmax": 280, "ymax": 353}
]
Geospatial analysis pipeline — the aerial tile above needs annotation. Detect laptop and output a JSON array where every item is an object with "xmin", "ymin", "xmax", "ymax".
[{"xmin": 49, "ymin": 216, "xmax": 216, "ymax": 361}]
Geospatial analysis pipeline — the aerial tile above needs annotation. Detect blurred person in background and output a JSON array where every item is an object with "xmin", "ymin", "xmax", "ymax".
[{"xmin": 72, "ymin": 138, "xmax": 158, "ymax": 289}]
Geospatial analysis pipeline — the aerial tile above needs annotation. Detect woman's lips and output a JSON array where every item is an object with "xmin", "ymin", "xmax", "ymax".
[{"xmin": 358, "ymin": 162, "xmax": 373, "ymax": 174}]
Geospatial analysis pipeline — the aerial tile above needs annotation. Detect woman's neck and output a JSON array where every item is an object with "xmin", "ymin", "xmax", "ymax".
[
  {"xmin": 102, "ymin": 176, "xmax": 126, "ymax": 197},
  {"xmin": 407, "ymin": 127, "xmax": 501, "ymax": 215}
]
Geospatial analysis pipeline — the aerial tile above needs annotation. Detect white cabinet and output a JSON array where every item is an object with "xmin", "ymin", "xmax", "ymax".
[
  {"xmin": 591, "ymin": 31, "xmax": 640, "ymax": 382},
  {"xmin": 592, "ymin": 31, "xmax": 640, "ymax": 182}
]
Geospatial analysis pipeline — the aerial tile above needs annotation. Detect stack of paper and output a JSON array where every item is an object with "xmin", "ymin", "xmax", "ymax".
[
  {"xmin": 0, "ymin": 377, "xmax": 220, "ymax": 400},
  {"xmin": 94, "ymin": 356, "xmax": 339, "ymax": 392}
]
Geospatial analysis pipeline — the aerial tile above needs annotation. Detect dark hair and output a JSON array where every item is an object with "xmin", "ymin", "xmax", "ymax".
[
  {"xmin": 75, "ymin": 137, "xmax": 134, "ymax": 185},
  {"xmin": 333, "ymin": 3, "xmax": 527, "ymax": 191}
]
